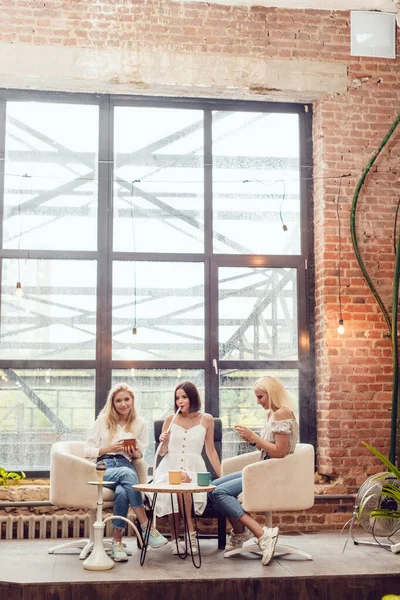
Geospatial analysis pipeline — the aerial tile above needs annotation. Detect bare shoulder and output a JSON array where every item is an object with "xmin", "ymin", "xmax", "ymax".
[
  {"xmin": 273, "ymin": 406, "xmax": 294, "ymax": 421},
  {"xmin": 164, "ymin": 414, "xmax": 174, "ymax": 426},
  {"xmin": 202, "ymin": 413, "xmax": 214, "ymax": 426}
]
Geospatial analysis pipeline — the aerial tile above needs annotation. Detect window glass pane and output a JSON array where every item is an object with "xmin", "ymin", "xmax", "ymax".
[
  {"xmin": 219, "ymin": 267, "xmax": 298, "ymax": 360},
  {"xmin": 218, "ymin": 369, "xmax": 299, "ymax": 460},
  {"xmin": 113, "ymin": 107, "xmax": 204, "ymax": 253},
  {"xmin": 0, "ymin": 369, "xmax": 95, "ymax": 470},
  {"xmin": 212, "ymin": 112, "xmax": 300, "ymax": 255},
  {"xmin": 112, "ymin": 369, "xmax": 204, "ymax": 463},
  {"xmin": 112, "ymin": 261, "xmax": 204, "ymax": 360},
  {"xmin": 3, "ymin": 102, "xmax": 98, "ymax": 251},
  {"xmin": 0, "ymin": 259, "xmax": 97, "ymax": 359}
]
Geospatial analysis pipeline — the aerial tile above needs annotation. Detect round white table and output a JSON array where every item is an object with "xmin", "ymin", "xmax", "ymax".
[{"xmin": 133, "ymin": 482, "xmax": 215, "ymax": 568}]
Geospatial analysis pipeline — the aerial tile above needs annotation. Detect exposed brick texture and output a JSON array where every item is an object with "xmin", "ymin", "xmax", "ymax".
[{"xmin": 1, "ymin": 1, "xmax": 400, "ymax": 528}]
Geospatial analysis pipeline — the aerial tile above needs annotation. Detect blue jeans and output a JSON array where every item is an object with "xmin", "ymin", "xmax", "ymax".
[
  {"xmin": 210, "ymin": 471, "xmax": 245, "ymax": 520},
  {"xmin": 102, "ymin": 456, "xmax": 143, "ymax": 529}
]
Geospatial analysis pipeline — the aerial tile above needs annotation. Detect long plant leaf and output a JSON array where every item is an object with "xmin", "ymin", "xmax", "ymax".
[
  {"xmin": 370, "ymin": 509, "xmax": 400, "ymax": 519},
  {"xmin": 362, "ymin": 442, "xmax": 400, "ymax": 481},
  {"xmin": 380, "ymin": 484, "xmax": 400, "ymax": 502},
  {"xmin": 358, "ymin": 492, "xmax": 378, "ymax": 521}
]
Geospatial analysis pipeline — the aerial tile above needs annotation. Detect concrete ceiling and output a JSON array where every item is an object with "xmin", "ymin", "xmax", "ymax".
[{"xmin": 181, "ymin": 0, "xmax": 399, "ymax": 12}]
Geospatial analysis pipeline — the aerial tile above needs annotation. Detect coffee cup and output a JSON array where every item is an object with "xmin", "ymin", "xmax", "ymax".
[
  {"xmin": 168, "ymin": 470, "xmax": 182, "ymax": 485},
  {"xmin": 197, "ymin": 472, "xmax": 212, "ymax": 486},
  {"xmin": 123, "ymin": 438, "xmax": 136, "ymax": 451}
]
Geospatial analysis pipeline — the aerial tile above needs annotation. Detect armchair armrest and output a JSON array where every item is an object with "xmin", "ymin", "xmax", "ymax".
[
  {"xmin": 221, "ymin": 451, "xmax": 261, "ymax": 476},
  {"xmin": 132, "ymin": 458, "xmax": 147, "ymax": 484},
  {"xmin": 50, "ymin": 450, "xmax": 98, "ymax": 509},
  {"xmin": 241, "ymin": 446, "xmax": 315, "ymax": 512}
]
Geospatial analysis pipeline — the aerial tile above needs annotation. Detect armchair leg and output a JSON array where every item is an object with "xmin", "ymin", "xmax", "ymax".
[
  {"xmin": 275, "ymin": 544, "xmax": 312, "ymax": 560},
  {"xmin": 48, "ymin": 538, "xmax": 91, "ymax": 556},
  {"xmin": 224, "ymin": 540, "xmax": 312, "ymax": 561},
  {"xmin": 80, "ymin": 541, "xmax": 94, "ymax": 559}
]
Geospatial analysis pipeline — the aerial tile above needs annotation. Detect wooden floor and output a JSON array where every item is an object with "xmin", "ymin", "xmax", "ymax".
[{"xmin": 1, "ymin": 532, "xmax": 400, "ymax": 600}]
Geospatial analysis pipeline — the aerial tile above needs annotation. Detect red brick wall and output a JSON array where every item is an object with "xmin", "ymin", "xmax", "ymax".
[
  {"xmin": 1, "ymin": 1, "xmax": 400, "ymax": 519},
  {"xmin": 314, "ymin": 61, "xmax": 400, "ymax": 493}
]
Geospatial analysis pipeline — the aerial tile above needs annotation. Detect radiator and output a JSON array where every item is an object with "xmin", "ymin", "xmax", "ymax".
[{"xmin": 0, "ymin": 514, "xmax": 116, "ymax": 541}]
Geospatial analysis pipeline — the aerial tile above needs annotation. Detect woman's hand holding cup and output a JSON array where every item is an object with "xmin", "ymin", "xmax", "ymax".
[
  {"xmin": 181, "ymin": 470, "xmax": 192, "ymax": 483},
  {"xmin": 110, "ymin": 439, "xmax": 125, "ymax": 453},
  {"xmin": 122, "ymin": 438, "xmax": 137, "ymax": 454}
]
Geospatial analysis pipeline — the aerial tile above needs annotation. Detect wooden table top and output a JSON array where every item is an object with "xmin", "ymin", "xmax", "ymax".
[{"xmin": 133, "ymin": 482, "xmax": 215, "ymax": 493}]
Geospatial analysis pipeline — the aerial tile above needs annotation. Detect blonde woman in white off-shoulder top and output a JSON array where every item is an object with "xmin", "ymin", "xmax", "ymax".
[{"xmin": 210, "ymin": 375, "xmax": 298, "ymax": 566}]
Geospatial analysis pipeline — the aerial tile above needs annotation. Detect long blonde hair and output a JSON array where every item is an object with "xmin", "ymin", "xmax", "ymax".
[
  {"xmin": 253, "ymin": 376, "xmax": 295, "ymax": 413},
  {"xmin": 100, "ymin": 383, "xmax": 137, "ymax": 441}
]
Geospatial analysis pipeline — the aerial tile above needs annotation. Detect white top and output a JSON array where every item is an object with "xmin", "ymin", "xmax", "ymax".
[
  {"xmin": 259, "ymin": 409, "xmax": 298, "ymax": 460},
  {"xmin": 83, "ymin": 414, "xmax": 149, "ymax": 461},
  {"xmin": 149, "ymin": 415, "xmax": 208, "ymax": 517}
]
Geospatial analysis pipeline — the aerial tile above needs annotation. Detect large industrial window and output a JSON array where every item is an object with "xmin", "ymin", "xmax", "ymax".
[{"xmin": 0, "ymin": 91, "xmax": 314, "ymax": 474}]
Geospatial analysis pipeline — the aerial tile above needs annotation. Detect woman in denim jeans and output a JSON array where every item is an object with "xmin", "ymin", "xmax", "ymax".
[
  {"xmin": 84, "ymin": 383, "xmax": 167, "ymax": 562},
  {"xmin": 210, "ymin": 376, "xmax": 298, "ymax": 566}
]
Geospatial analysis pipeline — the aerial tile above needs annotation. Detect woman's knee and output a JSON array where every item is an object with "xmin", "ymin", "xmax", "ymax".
[
  {"xmin": 119, "ymin": 466, "xmax": 138, "ymax": 483},
  {"xmin": 214, "ymin": 478, "xmax": 241, "ymax": 500},
  {"xmin": 114, "ymin": 486, "xmax": 128, "ymax": 501},
  {"xmin": 212, "ymin": 485, "xmax": 230, "ymax": 503}
]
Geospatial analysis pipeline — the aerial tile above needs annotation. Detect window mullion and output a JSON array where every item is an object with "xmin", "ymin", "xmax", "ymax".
[{"xmin": 96, "ymin": 96, "xmax": 113, "ymax": 413}]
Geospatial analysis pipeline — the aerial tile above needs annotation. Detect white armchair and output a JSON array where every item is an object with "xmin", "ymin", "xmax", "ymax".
[
  {"xmin": 48, "ymin": 441, "xmax": 147, "ymax": 559},
  {"xmin": 222, "ymin": 443, "xmax": 315, "ymax": 560}
]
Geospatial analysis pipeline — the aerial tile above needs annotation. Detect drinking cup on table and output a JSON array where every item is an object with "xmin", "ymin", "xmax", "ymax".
[
  {"xmin": 168, "ymin": 470, "xmax": 182, "ymax": 485},
  {"xmin": 123, "ymin": 438, "xmax": 137, "ymax": 452},
  {"xmin": 197, "ymin": 472, "xmax": 212, "ymax": 486}
]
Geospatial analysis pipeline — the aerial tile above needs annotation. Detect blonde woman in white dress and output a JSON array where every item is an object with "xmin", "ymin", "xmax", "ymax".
[{"xmin": 154, "ymin": 381, "xmax": 221, "ymax": 555}]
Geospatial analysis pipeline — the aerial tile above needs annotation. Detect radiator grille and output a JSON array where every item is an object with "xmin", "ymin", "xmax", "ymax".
[{"xmin": 0, "ymin": 514, "xmax": 116, "ymax": 540}]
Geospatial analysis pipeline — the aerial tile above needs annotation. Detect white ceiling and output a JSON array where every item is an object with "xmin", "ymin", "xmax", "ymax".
[{"xmin": 181, "ymin": 0, "xmax": 399, "ymax": 12}]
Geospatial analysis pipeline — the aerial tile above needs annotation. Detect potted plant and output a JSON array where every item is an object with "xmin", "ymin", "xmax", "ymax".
[
  {"xmin": 359, "ymin": 442, "xmax": 400, "ymax": 521},
  {"xmin": 0, "ymin": 467, "xmax": 26, "ymax": 487}
]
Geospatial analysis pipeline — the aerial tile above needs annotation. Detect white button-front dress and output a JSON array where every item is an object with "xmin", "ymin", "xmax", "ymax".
[{"xmin": 150, "ymin": 417, "xmax": 208, "ymax": 517}]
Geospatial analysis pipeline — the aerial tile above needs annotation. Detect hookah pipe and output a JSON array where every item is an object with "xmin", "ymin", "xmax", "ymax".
[{"xmin": 152, "ymin": 407, "xmax": 181, "ymax": 526}]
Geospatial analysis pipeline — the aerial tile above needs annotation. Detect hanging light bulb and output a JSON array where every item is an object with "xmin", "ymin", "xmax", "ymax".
[
  {"xmin": 337, "ymin": 319, "xmax": 345, "ymax": 335},
  {"xmin": 132, "ymin": 327, "xmax": 137, "ymax": 343},
  {"xmin": 15, "ymin": 282, "xmax": 24, "ymax": 298}
]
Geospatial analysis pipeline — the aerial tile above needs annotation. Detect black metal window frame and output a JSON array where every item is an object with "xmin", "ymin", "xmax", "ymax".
[{"xmin": 0, "ymin": 89, "xmax": 315, "ymax": 476}]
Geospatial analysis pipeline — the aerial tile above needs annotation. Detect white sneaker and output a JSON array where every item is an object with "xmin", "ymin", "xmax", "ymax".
[
  {"xmin": 171, "ymin": 539, "xmax": 186, "ymax": 555},
  {"xmin": 257, "ymin": 526, "xmax": 279, "ymax": 566},
  {"xmin": 224, "ymin": 528, "xmax": 254, "ymax": 554},
  {"xmin": 110, "ymin": 540, "xmax": 128, "ymax": 562},
  {"xmin": 141, "ymin": 524, "xmax": 168, "ymax": 549},
  {"xmin": 188, "ymin": 531, "xmax": 198, "ymax": 555}
]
